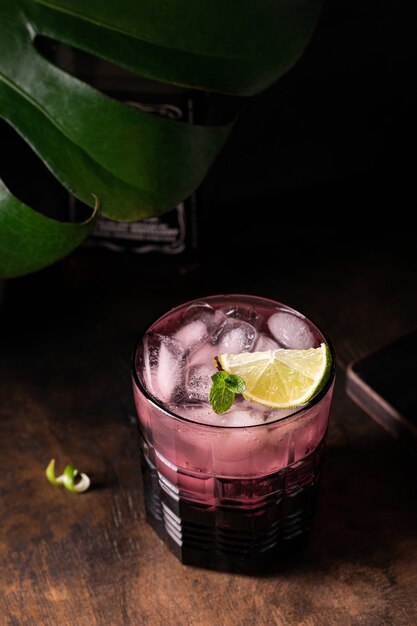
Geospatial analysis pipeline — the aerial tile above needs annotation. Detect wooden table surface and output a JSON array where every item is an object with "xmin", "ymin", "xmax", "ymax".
[{"xmin": 1, "ymin": 234, "xmax": 417, "ymax": 626}]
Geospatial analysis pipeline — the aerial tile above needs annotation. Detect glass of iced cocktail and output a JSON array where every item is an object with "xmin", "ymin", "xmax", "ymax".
[{"xmin": 132, "ymin": 295, "xmax": 335, "ymax": 572}]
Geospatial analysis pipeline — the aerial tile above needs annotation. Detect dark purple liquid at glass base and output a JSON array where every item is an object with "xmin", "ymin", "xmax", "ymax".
[{"xmin": 138, "ymin": 431, "xmax": 327, "ymax": 573}]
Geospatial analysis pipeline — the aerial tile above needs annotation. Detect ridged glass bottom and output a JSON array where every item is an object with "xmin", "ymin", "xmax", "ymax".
[{"xmin": 140, "ymin": 434, "xmax": 324, "ymax": 573}]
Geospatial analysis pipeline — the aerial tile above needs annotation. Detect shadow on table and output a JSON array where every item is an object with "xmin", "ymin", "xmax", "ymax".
[{"xmin": 260, "ymin": 435, "xmax": 417, "ymax": 578}]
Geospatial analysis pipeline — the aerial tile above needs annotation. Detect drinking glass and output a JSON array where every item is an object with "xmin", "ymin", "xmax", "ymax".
[{"xmin": 132, "ymin": 295, "xmax": 335, "ymax": 572}]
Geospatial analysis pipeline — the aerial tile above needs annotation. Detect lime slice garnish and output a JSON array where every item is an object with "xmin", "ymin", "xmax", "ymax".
[{"xmin": 218, "ymin": 343, "xmax": 332, "ymax": 409}]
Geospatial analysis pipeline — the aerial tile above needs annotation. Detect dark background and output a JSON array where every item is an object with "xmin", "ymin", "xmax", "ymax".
[
  {"xmin": 204, "ymin": 0, "xmax": 416, "ymax": 263},
  {"xmin": 1, "ymin": 0, "xmax": 416, "ymax": 296}
]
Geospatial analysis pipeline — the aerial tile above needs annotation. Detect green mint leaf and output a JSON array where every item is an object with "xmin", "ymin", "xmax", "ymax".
[
  {"xmin": 209, "ymin": 371, "xmax": 246, "ymax": 414},
  {"xmin": 210, "ymin": 380, "xmax": 235, "ymax": 415},
  {"xmin": 211, "ymin": 371, "xmax": 228, "ymax": 384},
  {"xmin": 224, "ymin": 374, "xmax": 246, "ymax": 394}
]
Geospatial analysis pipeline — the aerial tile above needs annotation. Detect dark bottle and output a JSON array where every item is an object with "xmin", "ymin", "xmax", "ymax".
[{"xmin": 37, "ymin": 38, "xmax": 208, "ymax": 282}]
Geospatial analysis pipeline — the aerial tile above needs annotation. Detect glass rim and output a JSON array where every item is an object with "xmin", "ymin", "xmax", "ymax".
[{"xmin": 131, "ymin": 294, "xmax": 336, "ymax": 430}]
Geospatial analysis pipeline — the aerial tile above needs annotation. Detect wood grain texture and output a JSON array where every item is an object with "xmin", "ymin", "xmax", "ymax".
[{"xmin": 1, "ymin": 238, "xmax": 417, "ymax": 626}]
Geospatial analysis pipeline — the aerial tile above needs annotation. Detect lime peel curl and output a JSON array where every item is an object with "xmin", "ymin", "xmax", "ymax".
[{"xmin": 46, "ymin": 458, "xmax": 91, "ymax": 493}]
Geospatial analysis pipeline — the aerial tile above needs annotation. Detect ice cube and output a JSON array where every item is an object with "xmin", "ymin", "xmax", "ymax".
[
  {"xmin": 222, "ymin": 305, "xmax": 262, "ymax": 328},
  {"xmin": 173, "ymin": 319, "xmax": 208, "ymax": 353},
  {"xmin": 212, "ymin": 411, "xmax": 269, "ymax": 463},
  {"xmin": 181, "ymin": 301, "xmax": 213, "ymax": 321},
  {"xmin": 254, "ymin": 333, "xmax": 281, "ymax": 352},
  {"xmin": 156, "ymin": 342, "xmax": 183, "ymax": 403},
  {"xmin": 267, "ymin": 311, "xmax": 316, "ymax": 349},
  {"xmin": 143, "ymin": 333, "xmax": 186, "ymax": 403},
  {"xmin": 142, "ymin": 334, "xmax": 155, "ymax": 396},
  {"xmin": 218, "ymin": 408, "xmax": 266, "ymax": 427},
  {"xmin": 213, "ymin": 318, "xmax": 257, "ymax": 354},
  {"xmin": 188, "ymin": 340, "xmax": 220, "ymax": 368},
  {"xmin": 185, "ymin": 363, "xmax": 214, "ymax": 403},
  {"xmin": 171, "ymin": 403, "xmax": 216, "ymax": 425},
  {"xmin": 181, "ymin": 302, "xmax": 225, "ymax": 334}
]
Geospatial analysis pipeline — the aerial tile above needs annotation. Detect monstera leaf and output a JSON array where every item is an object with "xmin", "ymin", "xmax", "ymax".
[{"xmin": 0, "ymin": 0, "xmax": 321, "ymax": 278}]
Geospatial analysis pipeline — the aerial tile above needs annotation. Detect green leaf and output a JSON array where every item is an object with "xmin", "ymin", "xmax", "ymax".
[
  {"xmin": 209, "ymin": 381, "xmax": 235, "ymax": 416},
  {"xmin": 211, "ymin": 371, "xmax": 228, "ymax": 384},
  {"xmin": 0, "ymin": 1, "xmax": 231, "ymax": 220},
  {"xmin": 224, "ymin": 374, "xmax": 246, "ymax": 394},
  {"xmin": 0, "ymin": 180, "xmax": 97, "ymax": 278},
  {"xmin": 29, "ymin": 0, "xmax": 322, "ymax": 96},
  {"xmin": 0, "ymin": 0, "xmax": 321, "ymax": 276},
  {"xmin": 209, "ymin": 371, "xmax": 246, "ymax": 414},
  {"xmin": 211, "ymin": 370, "xmax": 246, "ymax": 393}
]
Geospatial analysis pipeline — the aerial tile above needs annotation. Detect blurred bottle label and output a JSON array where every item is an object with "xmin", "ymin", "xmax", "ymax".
[{"xmin": 84, "ymin": 201, "xmax": 191, "ymax": 255}]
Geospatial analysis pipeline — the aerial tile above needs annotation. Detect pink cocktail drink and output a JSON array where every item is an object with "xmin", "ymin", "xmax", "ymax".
[{"xmin": 132, "ymin": 295, "xmax": 335, "ymax": 572}]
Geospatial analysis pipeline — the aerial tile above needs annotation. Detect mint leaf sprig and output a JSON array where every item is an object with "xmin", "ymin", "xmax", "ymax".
[
  {"xmin": 209, "ymin": 371, "xmax": 246, "ymax": 415},
  {"xmin": 46, "ymin": 459, "xmax": 91, "ymax": 493}
]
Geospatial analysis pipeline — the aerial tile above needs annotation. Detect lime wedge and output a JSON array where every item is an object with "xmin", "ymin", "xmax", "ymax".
[{"xmin": 218, "ymin": 343, "xmax": 332, "ymax": 409}]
